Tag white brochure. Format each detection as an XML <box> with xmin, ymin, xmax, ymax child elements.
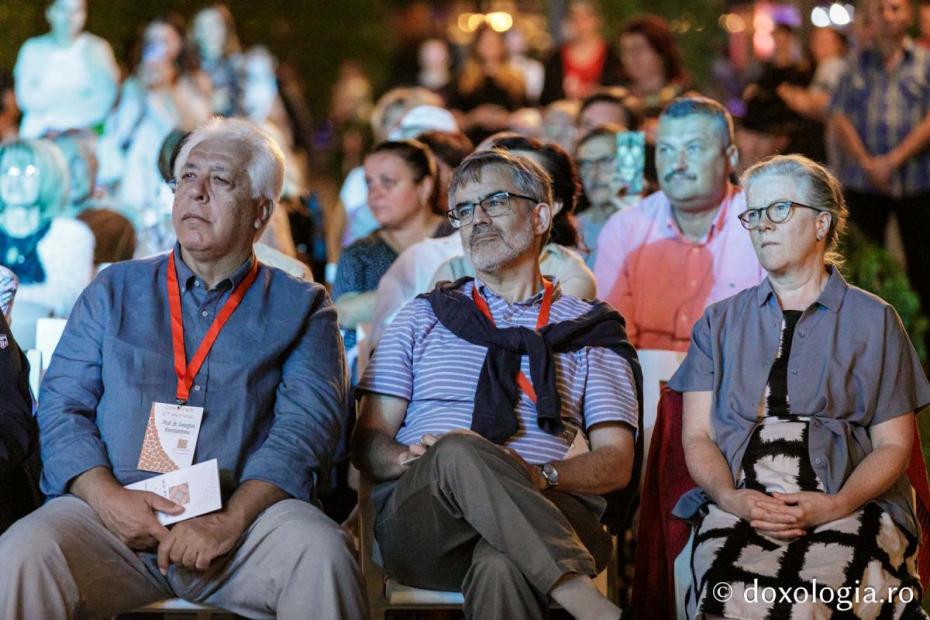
<box><xmin>126</xmin><ymin>459</ymin><xmax>222</xmax><ymax>525</ymax></box>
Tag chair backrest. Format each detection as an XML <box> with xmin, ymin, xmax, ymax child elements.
<box><xmin>25</xmin><ymin>349</ymin><xmax>42</xmax><ymax>401</ymax></box>
<box><xmin>636</xmin><ymin>349</ymin><xmax>686</xmax><ymax>480</ymax></box>
<box><xmin>9</xmin><ymin>301</ymin><xmax>53</xmax><ymax>350</ymax></box>
<box><xmin>35</xmin><ymin>317</ymin><xmax>67</xmax><ymax>372</ymax></box>
<box><xmin>632</xmin><ymin>388</ymin><xmax>695</xmax><ymax>618</ymax></box>
<box><xmin>906</xmin><ymin>416</ymin><xmax>930</xmax><ymax>590</ymax></box>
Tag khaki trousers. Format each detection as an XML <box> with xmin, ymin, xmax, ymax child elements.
<box><xmin>374</xmin><ymin>433</ymin><xmax>612</xmax><ymax>619</ymax></box>
<box><xmin>0</xmin><ymin>496</ymin><xmax>367</xmax><ymax>620</ymax></box>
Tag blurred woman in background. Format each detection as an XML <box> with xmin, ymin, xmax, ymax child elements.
<box><xmin>333</xmin><ymin>140</ymin><xmax>450</xmax><ymax>362</ymax></box>
<box><xmin>451</xmin><ymin>24</ymin><xmax>528</xmax><ymax>143</ymax></box>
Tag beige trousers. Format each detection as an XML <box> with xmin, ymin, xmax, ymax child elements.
<box><xmin>0</xmin><ymin>496</ymin><xmax>367</xmax><ymax>620</ymax></box>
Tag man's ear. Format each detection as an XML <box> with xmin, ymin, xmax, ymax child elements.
<box><xmin>726</xmin><ymin>143</ymin><xmax>739</xmax><ymax>172</ymax></box>
<box><xmin>534</xmin><ymin>202</ymin><xmax>553</xmax><ymax>236</ymax></box>
<box><xmin>254</xmin><ymin>199</ymin><xmax>273</xmax><ymax>230</ymax></box>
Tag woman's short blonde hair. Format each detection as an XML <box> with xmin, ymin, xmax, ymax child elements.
<box><xmin>741</xmin><ymin>154</ymin><xmax>848</xmax><ymax>266</ymax></box>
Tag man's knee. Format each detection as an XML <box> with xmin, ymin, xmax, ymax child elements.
<box><xmin>262</xmin><ymin>501</ymin><xmax>358</xmax><ymax>574</ymax></box>
<box><xmin>0</xmin><ymin>500</ymin><xmax>79</xmax><ymax>576</ymax></box>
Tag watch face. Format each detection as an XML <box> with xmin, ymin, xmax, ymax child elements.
<box><xmin>542</xmin><ymin>463</ymin><xmax>558</xmax><ymax>487</ymax></box>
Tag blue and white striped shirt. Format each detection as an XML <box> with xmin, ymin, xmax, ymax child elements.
<box><xmin>358</xmin><ymin>278</ymin><xmax>639</xmax><ymax>464</ymax></box>
<box><xmin>832</xmin><ymin>39</ymin><xmax>930</xmax><ymax>197</ymax></box>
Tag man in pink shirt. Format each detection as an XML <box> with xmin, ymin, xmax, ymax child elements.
<box><xmin>593</xmin><ymin>96</ymin><xmax>764</xmax><ymax>352</ymax></box>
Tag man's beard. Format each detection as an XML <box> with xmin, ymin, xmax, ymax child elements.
<box><xmin>466</xmin><ymin>221</ymin><xmax>536</xmax><ymax>273</ymax></box>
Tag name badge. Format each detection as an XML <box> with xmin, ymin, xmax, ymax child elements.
<box><xmin>137</xmin><ymin>402</ymin><xmax>204</xmax><ymax>473</ymax></box>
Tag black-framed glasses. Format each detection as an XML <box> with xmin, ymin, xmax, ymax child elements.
<box><xmin>738</xmin><ymin>200</ymin><xmax>822</xmax><ymax>230</ymax></box>
<box><xmin>447</xmin><ymin>191</ymin><xmax>540</xmax><ymax>229</ymax></box>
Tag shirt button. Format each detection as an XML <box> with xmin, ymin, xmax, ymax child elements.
<box><xmin>201</xmin><ymin>310</ymin><xmax>209</xmax><ymax>317</ymax></box>
<box><xmin>193</xmin><ymin>384</ymin><xmax>201</xmax><ymax>391</ymax></box>
<box><xmin>791</xmin><ymin>369</ymin><xmax>798</xmax><ymax>375</ymax></box>
<box><xmin>815</xmin><ymin>457</ymin><xmax>823</xmax><ymax>465</ymax></box>
<box><xmin>194</xmin><ymin>280</ymin><xmax>201</xmax><ymax>287</ymax></box>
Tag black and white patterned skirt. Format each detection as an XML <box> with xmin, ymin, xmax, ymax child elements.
<box><xmin>686</xmin><ymin>416</ymin><xmax>924</xmax><ymax>619</ymax></box>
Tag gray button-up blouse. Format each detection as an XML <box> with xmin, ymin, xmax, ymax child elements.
<box><xmin>668</xmin><ymin>267</ymin><xmax>930</xmax><ymax>538</ymax></box>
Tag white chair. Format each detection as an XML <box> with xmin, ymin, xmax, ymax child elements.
<box><xmin>132</xmin><ymin>598</ymin><xmax>222</xmax><ymax>618</ymax></box>
<box><xmin>27</xmin><ymin>317</ymin><xmax>67</xmax><ymax>402</ymax></box>
<box><xmin>9</xmin><ymin>301</ymin><xmax>53</xmax><ymax>350</ymax></box>
<box><xmin>636</xmin><ymin>349</ymin><xmax>686</xmax><ymax>480</ymax></box>
<box><xmin>25</xmin><ymin>349</ymin><xmax>42</xmax><ymax>400</ymax></box>
<box><xmin>35</xmin><ymin>317</ymin><xmax>67</xmax><ymax>373</ymax></box>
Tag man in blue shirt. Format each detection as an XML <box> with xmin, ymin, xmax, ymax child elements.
<box><xmin>0</xmin><ymin>118</ymin><xmax>366</xmax><ymax>619</ymax></box>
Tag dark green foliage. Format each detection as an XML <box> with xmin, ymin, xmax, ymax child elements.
<box><xmin>838</xmin><ymin>223</ymin><xmax>928</xmax><ymax>364</ymax></box>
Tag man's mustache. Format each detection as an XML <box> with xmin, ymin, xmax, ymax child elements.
<box><xmin>469</xmin><ymin>223</ymin><xmax>502</xmax><ymax>246</ymax></box>
<box><xmin>663</xmin><ymin>170</ymin><xmax>697</xmax><ymax>183</ymax></box>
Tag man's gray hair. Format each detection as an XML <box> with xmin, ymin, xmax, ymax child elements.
<box><xmin>660</xmin><ymin>95</ymin><xmax>735</xmax><ymax>148</ymax></box>
<box><xmin>448</xmin><ymin>149</ymin><xmax>554</xmax><ymax>211</ymax></box>
<box><xmin>173</xmin><ymin>117</ymin><xmax>286</xmax><ymax>206</ymax></box>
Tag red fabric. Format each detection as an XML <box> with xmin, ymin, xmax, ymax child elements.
<box><xmin>632</xmin><ymin>388</ymin><xmax>696</xmax><ymax>619</ymax></box>
<box><xmin>632</xmin><ymin>388</ymin><xmax>930</xmax><ymax>615</ymax></box>
<box><xmin>906</xmin><ymin>417</ymin><xmax>930</xmax><ymax>591</ymax></box>
<box><xmin>561</xmin><ymin>42</ymin><xmax>607</xmax><ymax>98</ymax></box>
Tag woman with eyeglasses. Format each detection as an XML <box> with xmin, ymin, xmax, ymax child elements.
<box><xmin>668</xmin><ymin>154</ymin><xmax>930</xmax><ymax>618</ymax></box>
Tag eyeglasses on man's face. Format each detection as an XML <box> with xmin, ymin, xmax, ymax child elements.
<box><xmin>738</xmin><ymin>200</ymin><xmax>822</xmax><ymax>230</ymax></box>
<box><xmin>447</xmin><ymin>190</ymin><xmax>540</xmax><ymax>229</ymax></box>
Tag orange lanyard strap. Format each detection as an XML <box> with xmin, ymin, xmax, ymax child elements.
<box><xmin>471</xmin><ymin>278</ymin><xmax>554</xmax><ymax>404</ymax></box>
<box><xmin>167</xmin><ymin>251</ymin><xmax>259</xmax><ymax>404</ymax></box>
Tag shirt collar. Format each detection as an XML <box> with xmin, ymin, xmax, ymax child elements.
<box><xmin>755</xmin><ymin>265</ymin><xmax>848</xmax><ymax>313</ymax></box>
<box><xmin>474</xmin><ymin>275</ymin><xmax>561</xmax><ymax>307</ymax></box>
<box><xmin>172</xmin><ymin>242</ymin><xmax>257</xmax><ymax>292</ymax></box>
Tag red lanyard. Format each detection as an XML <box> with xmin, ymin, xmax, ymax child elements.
<box><xmin>471</xmin><ymin>278</ymin><xmax>554</xmax><ymax>404</ymax></box>
<box><xmin>166</xmin><ymin>251</ymin><xmax>259</xmax><ymax>404</ymax></box>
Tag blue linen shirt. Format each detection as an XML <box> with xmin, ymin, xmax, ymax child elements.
<box><xmin>37</xmin><ymin>246</ymin><xmax>348</xmax><ymax>502</ymax></box>
<box><xmin>832</xmin><ymin>38</ymin><xmax>930</xmax><ymax>197</ymax></box>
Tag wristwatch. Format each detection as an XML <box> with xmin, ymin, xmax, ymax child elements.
<box><xmin>539</xmin><ymin>463</ymin><xmax>559</xmax><ymax>489</ymax></box>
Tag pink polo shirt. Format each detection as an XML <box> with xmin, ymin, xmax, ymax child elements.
<box><xmin>593</xmin><ymin>185</ymin><xmax>764</xmax><ymax>352</ymax></box>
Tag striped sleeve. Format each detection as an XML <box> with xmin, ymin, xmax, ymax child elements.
<box><xmin>582</xmin><ymin>346</ymin><xmax>639</xmax><ymax>432</ymax></box>
<box><xmin>356</xmin><ymin>298</ymin><xmax>423</xmax><ymax>401</ymax></box>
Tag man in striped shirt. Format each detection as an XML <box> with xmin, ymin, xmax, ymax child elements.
<box><xmin>353</xmin><ymin>149</ymin><xmax>638</xmax><ymax>620</ymax></box>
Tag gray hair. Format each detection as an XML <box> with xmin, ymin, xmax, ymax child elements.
<box><xmin>741</xmin><ymin>154</ymin><xmax>848</xmax><ymax>266</ymax></box>
<box><xmin>660</xmin><ymin>95</ymin><xmax>735</xmax><ymax>148</ymax></box>
<box><xmin>173</xmin><ymin>117</ymin><xmax>286</xmax><ymax>207</ymax></box>
<box><xmin>448</xmin><ymin>149</ymin><xmax>554</xmax><ymax>212</ymax></box>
